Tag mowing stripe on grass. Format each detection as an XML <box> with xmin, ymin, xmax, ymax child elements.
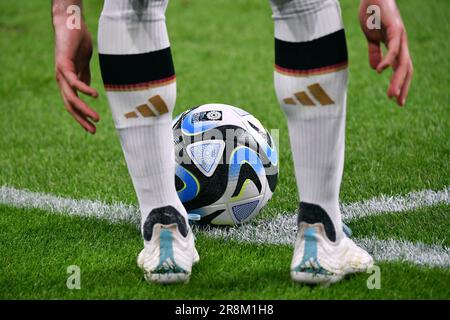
<box><xmin>1</xmin><ymin>185</ymin><xmax>449</xmax><ymax>267</ymax></box>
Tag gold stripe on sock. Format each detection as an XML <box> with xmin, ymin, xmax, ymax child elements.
<box><xmin>124</xmin><ymin>111</ymin><xmax>138</xmax><ymax>118</ymax></box>
<box><xmin>308</xmin><ymin>83</ymin><xmax>335</xmax><ymax>105</ymax></box>
<box><xmin>149</xmin><ymin>95</ymin><xmax>169</xmax><ymax>115</ymax></box>
<box><xmin>294</xmin><ymin>91</ymin><xmax>316</xmax><ymax>106</ymax></box>
<box><xmin>137</xmin><ymin>104</ymin><xmax>156</xmax><ymax>117</ymax></box>
<box><xmin>283</xmin><ymin>97</ymin><xmax>296</xmax><ymax>105</ymax></box>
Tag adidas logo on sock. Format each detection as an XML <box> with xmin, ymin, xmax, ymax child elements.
<box><xmin>124</xmin><ymin>95</ymin><xmax>169</xmax><ymax>118</ymax></box>
<box><xmin>283</xmin><ymin>83</ymin><xmax>335</xmax><ymax>106</ymax></box>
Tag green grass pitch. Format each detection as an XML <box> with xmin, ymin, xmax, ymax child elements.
<box><xmin>0</xmin><ymin>0</ymin><xmax>449</xmax><ymax>299</ymax></box>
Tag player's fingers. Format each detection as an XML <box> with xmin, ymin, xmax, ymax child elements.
<box><xmin>398</xmin><ymin>35</ymin><xmax>413</xmax><ymax>106</ymax></box>
<box><xmin>368</xmin><ymin>41</ymin><xmax>382</xmax><ymax>70</ymax></box>
<box><xmin>398</xmin><ymin>64</ymin><xmax>413</xmax><ymax>106</ymax></box>
<box><xmin>377</xmin><ymin>28</ymin><xmax>402</xmax><ymax>73</ymax></box>
<box><xmin>62</xmin><ymin>69</ymin><xmax>98</xmax><ymax>98</ymax></box>
<box><xmin>61</xmin><ymin>96</ymin><xmax>96</xmax><ymax>134</ymax></box>
<box><xmin>59</xmin><ymin>76</ymin><xmax>100</xmax><ymax>122</ymax></box>
<box><xmin>387</xmin><ymin>58</ymin><xmax>407</xmax><ymax>103</ymax></box>
<box><xmin>71</xmin><ymin>109</ymin><xmax>97</xmax><ymax>134</ymax></box>
<box><xmin>388</xmin><ymin>34</ymin><xmax>412</xmax><ymax>105</ymax></box>
<box><xmin>80</xmin><ymin>67</ymin><xmax>91</xmax><ymax>86</ymax></box>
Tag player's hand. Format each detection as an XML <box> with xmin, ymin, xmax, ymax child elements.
<box><xmin>53</xmin><ymin>14</ymin><xmax>99</xmax><ymax>134</ymax></box>
<box><xmin>359</xmin><ymin>0</ymin><xmax>413</xmax><ymax>106</ymax></box>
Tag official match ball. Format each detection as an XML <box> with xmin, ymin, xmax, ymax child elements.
<box><xmin>172</xmin><ymin>104</ymin><xmax>278</xmax><ymax>225</ymax></box>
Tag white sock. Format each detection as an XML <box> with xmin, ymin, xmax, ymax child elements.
<box><xmin>270</xmin><ymin>0</ymin><xmax>347</xmax><ymax>241</ymax></box>
<box><xmin>98</xmin><ymin>0</ymin><xmax>187</xmax><ymax>232</ymax></box>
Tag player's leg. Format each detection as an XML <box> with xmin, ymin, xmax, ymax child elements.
<box><xmin>98</xmin><ymin>0</ymin><xmax>198</xmax><ymax>283</ymax></box>
<box><xmin>269</xmin><ymin>0</ymin><xmax>373</xmax><ymax>284</ymax></box>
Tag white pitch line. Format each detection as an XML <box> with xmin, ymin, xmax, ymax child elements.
<box><xmin>200</xmin><ymin>226</ymin><xmax>450</xmax><ymax>268</ymax></box>
<box><xmin>356</xmin><ymin>237</ymin><xmax>450</xmax><ymax>268</ymax></box>
<box><xmin>1</xmin><ymin>185</ymin><xmax>449</xmax><ymax>268</ymax></box>
<box><xmin>0</xmin><ymin>185</ymin><xmax>140</xmax><ymax>226</ymax></box>
<box><xmin>201</xmin><ymin>186</ymin><xmax>450</xmax><ymax>246</ymax></box>
<box><xmin>341</xmin><ymin>186</ymin><xmax>450</xmax><ymax>221</ymax></box>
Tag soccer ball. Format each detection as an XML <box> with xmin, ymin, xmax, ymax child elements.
<box><xmin>172</xmin><ymin>104</ymin><xmax>278</xmax><ymax>225</ymax></box>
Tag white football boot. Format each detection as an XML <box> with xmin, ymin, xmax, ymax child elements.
<box><xmin>137</xmin><ymin>206</ymin><xmax>199</xmax><ymax>284</ymax></box>
<box><xmin>291</xmin><ymin>203</ymin><xmax>373</xmax><ymax>284</ymax></box>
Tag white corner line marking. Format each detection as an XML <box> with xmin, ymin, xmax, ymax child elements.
<box><xmin>341</xmin><ymin>186</ymin><xmax>450</xmax><ymax>221</ymax></box>
<box><xmin>0</xmin><ymin>185</ymin><xmax>140</xmax><ymax>225</ymax></box>
<box><xmin>0</xmin><ymin>185</ymin><xmax>449</xmax><ymax>268</ymax></box>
